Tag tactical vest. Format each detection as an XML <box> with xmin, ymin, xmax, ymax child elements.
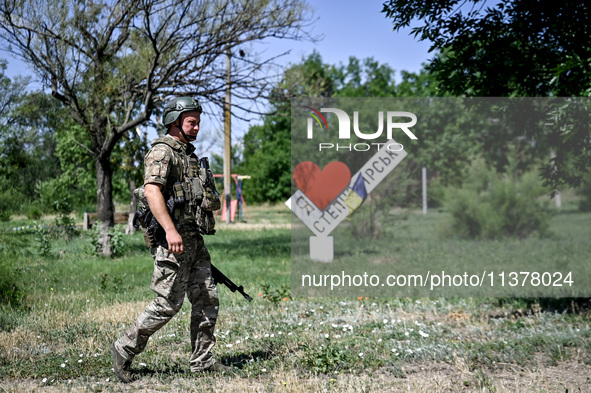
<box><xmin>133</xmin><ymin>137</ymin><xmax>220</xmax><ymax>245</ymax></box>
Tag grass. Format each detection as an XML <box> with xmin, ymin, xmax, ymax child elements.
<box><xmin>0</xmin><ymin>204</ymin><xmax>590</xmax><ymax>392</ymax></box>
<box><xmin>292</xmin><ymin>206</ymin><xmax>591</xmax><ymax>298</ymax></box>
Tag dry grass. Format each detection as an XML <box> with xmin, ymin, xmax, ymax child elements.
<box><xmin>1</xmin><ymin>361</ymin><xmax>590</xmax><ymax>392</ymax></box>
<box><xmin>4</xmin><ymin>298</ymin><xmax>590</xmax><ymax>392</ymax></box>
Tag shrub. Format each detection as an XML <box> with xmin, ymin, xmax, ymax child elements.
<box><xmin>259</xmin><ymin>282</ymin><xmax>291</xmax><ymax>305</ymax></box>
<box><xmin>24</xmin><ymin>201</ymin><xmax>44</xmax><ymax>220</ymax></box>
<box><xmin>0</xmin><ymin>233</ymin><xmax>28</xmax><ymax>306</ymax></box>
<box><xmin>87</xmin><ymin>223</ymin><xmax>128</xmax><ymax>257</ymax></box>
<box><xmin>0</xmin><ymin>184</ymin><xmax>23</xmax><ymax>221</ymax></box>
<box><xmin>110</xmin><ymin>225</ymin><xmax>128</xmax><ymax>257</ymax></box>
<box><xmin>443</xmin><ymin>159</ymin><xmax>550</xmax><ymax>239</ymax></box>
<box><xmin>302</xmin><ymin>340</ymin><xmax>355</xmax><ymax>373</ymax></box>
<box><xmin>0</xmin><ymin>260</ymin><xmax>22</xmax><ymax>306</ymax></box>
<box><xmin>34</xmin><ymin>223</ymin><xmax>52</xmax><ymax>257</ymax></box>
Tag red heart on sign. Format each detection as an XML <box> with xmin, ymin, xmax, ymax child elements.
<box><xmin>293</xmin><ymin>161</ymin><xmax>351</xmax><ymax>210</ymax></box>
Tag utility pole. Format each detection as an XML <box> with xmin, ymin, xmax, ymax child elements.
<box><xmin>224</xmin><ymin>47</ymin><xmax>232</xmax><ymax>223</ymax></box>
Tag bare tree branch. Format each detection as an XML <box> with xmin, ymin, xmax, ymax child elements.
<box><xmin>0</xmin><ymin>0</ymin><xmax>315</xmax><ymax>253</ymax></box>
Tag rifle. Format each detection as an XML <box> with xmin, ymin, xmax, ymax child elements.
<box><xmin>211</xmin><ymin>264</ymin><xmax>253</xmax><ymax>302</ymax></box>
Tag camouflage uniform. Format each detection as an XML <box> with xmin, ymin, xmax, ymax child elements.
<box><xmin>114</xmin><ymin>135</ymin><xmax>219</xmax><ymax>371</ymax></box>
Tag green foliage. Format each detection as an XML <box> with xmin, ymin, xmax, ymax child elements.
<box><xmin>87</xmin><ymin>222</ymin><xmax>104</xmax><ymax>256</ymax></box>
<box><xmin>109</xmin><ymin>225</ymin><xmax>128</xmax><ymax>257</ymax></box>
<box><xmin>332</xmin><ymin>57</ymin><xmax>397</xmax><ymax>97</ymax></box>
<box><xmin>238</xmin><ymin>121</ymin><xmax>292</xmax><ymax>203</ymax></box>
<box><xmin>34</xmin><ymin>224</ymin><xmax>52</xmax><ymax>257</ymax></box>
<box><xmin>0</xmin><ymin>233</ymin><xmax>28</xmax><ymax>306</ymax></box>
<box><xmin>0</xmin><ymin>181</ymin><xmax>22</xmax><ymax>221</ymax></box>
<box><xmin>259</xmin><ymin>282</ymin><xmax>291</xmax><ymax>305</ymax></box>
<box><xmin>0</xmin><ymin>259</ymin><xmax>22</xmax><ymax>306</ymax></box>
<box><xmin>382</xmin><ymin>1</ymin><xmax>591</xmax><ymax>190</ymax></box>
<box><xmin>442</xmin><ymin>158</ymin><xmax>551</xmax><ymax>239</ymax></box>
<box><xmin>0</xmin><ymin>78</ymin><xmax>64</xmax><ymax>215</ymax></box>
<box><xmin>382</xmin><ymin>0</ymin><xmax>591</xmax><ymax>97</ymax></box>
<box><xmin>51</xmin><ymin>200</ymin><xmax>79</xmax><ymax>244</ymax></box>
<box><xmin>23</xmin><ymin>201</ymin><xmax>43</xmax><ymax>220</ymax></box>
<box><xmin>87</xmin><ymin>223</ymin><xmax>128</xmax><ymax>257</ymax></box>
<box><xmin>98</xmin><ymin>273</ymin><xmax>125</xmax><ymax>293</ymax></box>
<box><xmin>302</xmin><ymin>340</ymin><xmax>354</xmax><ymax>374</ymax></box>
<box><xmin>45</xmin><ymin>123</ymin><xmax>96</xmax><ymax>210</ymax></box>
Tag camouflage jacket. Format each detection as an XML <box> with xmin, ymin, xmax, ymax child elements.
<box><xmin>144</xmin><ymin>135</ymin><xmax>219</xmax><ymax>234</ymax></box>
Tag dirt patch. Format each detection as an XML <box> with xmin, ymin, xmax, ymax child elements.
<box><xmin>401</xmin><ymin>357</ymin><xmax>591</xmax><ymax>392</ymax></box>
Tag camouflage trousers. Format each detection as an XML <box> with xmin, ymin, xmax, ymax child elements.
<box><xmin>114</xmin><ymin>231</ymin><xmax>219</xmax><ymax>371</ymax></box>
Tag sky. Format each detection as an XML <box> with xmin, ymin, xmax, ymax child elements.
<box><xmin>268</xmin><ymin>0</ymin><xmax>432</xmax><ymax>77</ymax></box>
<box><xmin>1</xmin><ymin>0</ymin><xmax>433</xmax><ymax>149</ymax></box>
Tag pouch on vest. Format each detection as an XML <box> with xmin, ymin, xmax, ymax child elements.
<box><xmin>195</xmin><ymin>206</ymin><xmax>216</xmax><ymax>235</ymax></box>
<box><xmin>191</xmin><ymin>177</ymin><xmax>203</xmax><ymax>206</ymax></box>
<box><xmin>198</xmin><ymin>164</ymin><xmax>221</xmax><ymax>212</ymax></box>
<box><xmin>172</xmin><ymin>182</ymin><xmax>185</xmax><ymax>205</ymax></box>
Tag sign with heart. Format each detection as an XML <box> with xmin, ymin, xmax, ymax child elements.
<box><xmin>287</xmin><ymin>138</ymin><xmax>407</xmax><ymax>262</ymax></box>
<box><xmin>292</xmin><ymin>161</ymin><xmax>351</xmax><ymax>211</ymax></box>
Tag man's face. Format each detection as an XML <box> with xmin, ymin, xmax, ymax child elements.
<box><xmin>178</xmin><ymin>111</ymin><xmax>201</xmax><ymax>142</ymax></box>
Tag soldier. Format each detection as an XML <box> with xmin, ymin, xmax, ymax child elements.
<box><xmin>111</xmin><ymin>97</ymin><xmax>230</xmax><ymax>383</ymax></box>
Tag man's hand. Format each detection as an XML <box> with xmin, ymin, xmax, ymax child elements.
<box><xmin>145</xmin><ymin>183</ymin><xmax>184</xmax><ymax>254</ymax></box>
<box><xmin>166</xmin><ymin>230</ymin><xmax>184</xmax><ymax>254</ymax></box>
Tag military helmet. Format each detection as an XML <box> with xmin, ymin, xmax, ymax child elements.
<box><xmin>162</xmin><ymin>97</ymin><xmax>202</xmax><ymax>127</ymax></box>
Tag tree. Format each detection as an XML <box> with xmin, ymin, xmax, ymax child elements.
<box><xmin>239</xmin><ymin>52</ymin><xmax>413</xmax><ymax>203</ymax></box>
<box><xmin>382</xmin><ymin>0</ymin><xmax>591</xmax><ymax>189</ymax></box>
<box><xmin>0</xmin><ymin>65</ymin><xmax>69</xmax><ymax>219</ymax></box>
<box><xmin>0</xmin><ymin>0</ymin><xmax>313</xmax><ymax>254</ymax></box>
<box><xmin>237</xmin><ymin>52</ymin><xmax>334</xmax><ymax>203</ymax></box>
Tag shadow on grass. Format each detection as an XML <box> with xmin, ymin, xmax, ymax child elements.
<box><xmin>132</xmin><ymin>347</ymin><xmax>276</xmax><ymax>378</ymax></box>
<box><xmin>496</xmin><ymin>297</ymin><xmax>591</xmax><ymax>314</ymax></box>
<box><xmin>220</xmin><ymin>348</ymin><xmax>276</xmax><ymax>369</ymax></box>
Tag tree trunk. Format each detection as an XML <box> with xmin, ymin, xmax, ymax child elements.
<box><xmin>96</xmin><ymin>155</ymin><xmax>115</xmax><ymax>256</ymax></box>
<box><xmin>126</xmin><ymin>178</ymin><xmax>137</xmax><ymax>235</ymax></box>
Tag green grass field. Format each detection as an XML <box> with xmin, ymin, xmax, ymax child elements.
<box><xmin>0</xmin><ymin>204</ymin><xmax>590</xmax><ymax>392</ymax></box>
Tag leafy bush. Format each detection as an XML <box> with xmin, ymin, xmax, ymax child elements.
<box><xmin>87</xmin><ymin>223</ymin><xmax>128</xmax><ymax>257</ymax></box>
<box><xmin>0</xmin><ymin>233</ymin><xmax>28</xmax><ymax>306</ymax></box>
<box><xmin>49</xmin><ymin>199</ymin><xmax>80</xmax><ymax>245</ymax></box>
<box><xmin>259</xmin><ymin>282</ymin><xmax>291</xmax><ymax>305</ymax></box>
<box><xmin>35</xmin><ymin>178</ymin><xmax>69</xmax><ymax>213</ymax></box>
<box><xmin>110</xmin><ymin>225</ymin><xmax>128</xmax><ymax>257</ymax></box>
<box><xmin>0</xmin><ymin>260</ymin><xmax>22</xmax><ymax>306</ymax></box>
<box><xmin>302</xmin><ymin>340</ymin><xmax>355</xmax><ymax>373</ymax></box>
<box><xmin>24</xmin><ymin>201</ymin><xmax>44</xmax><ymax>220</ymax></box>
<box><xmin>34</xmin><ymin>223</ymin><xmax>52</xmax><ymax>257</ymax></box>
<box><xmin>443</xmin><ymin>159</ymin><xmax>551</xmax><ymax>239</ymax></box>
<box><xmin>0</xmin><ymin>183</ymin><xmax>24</xmax><ymax>221</ymax></box>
